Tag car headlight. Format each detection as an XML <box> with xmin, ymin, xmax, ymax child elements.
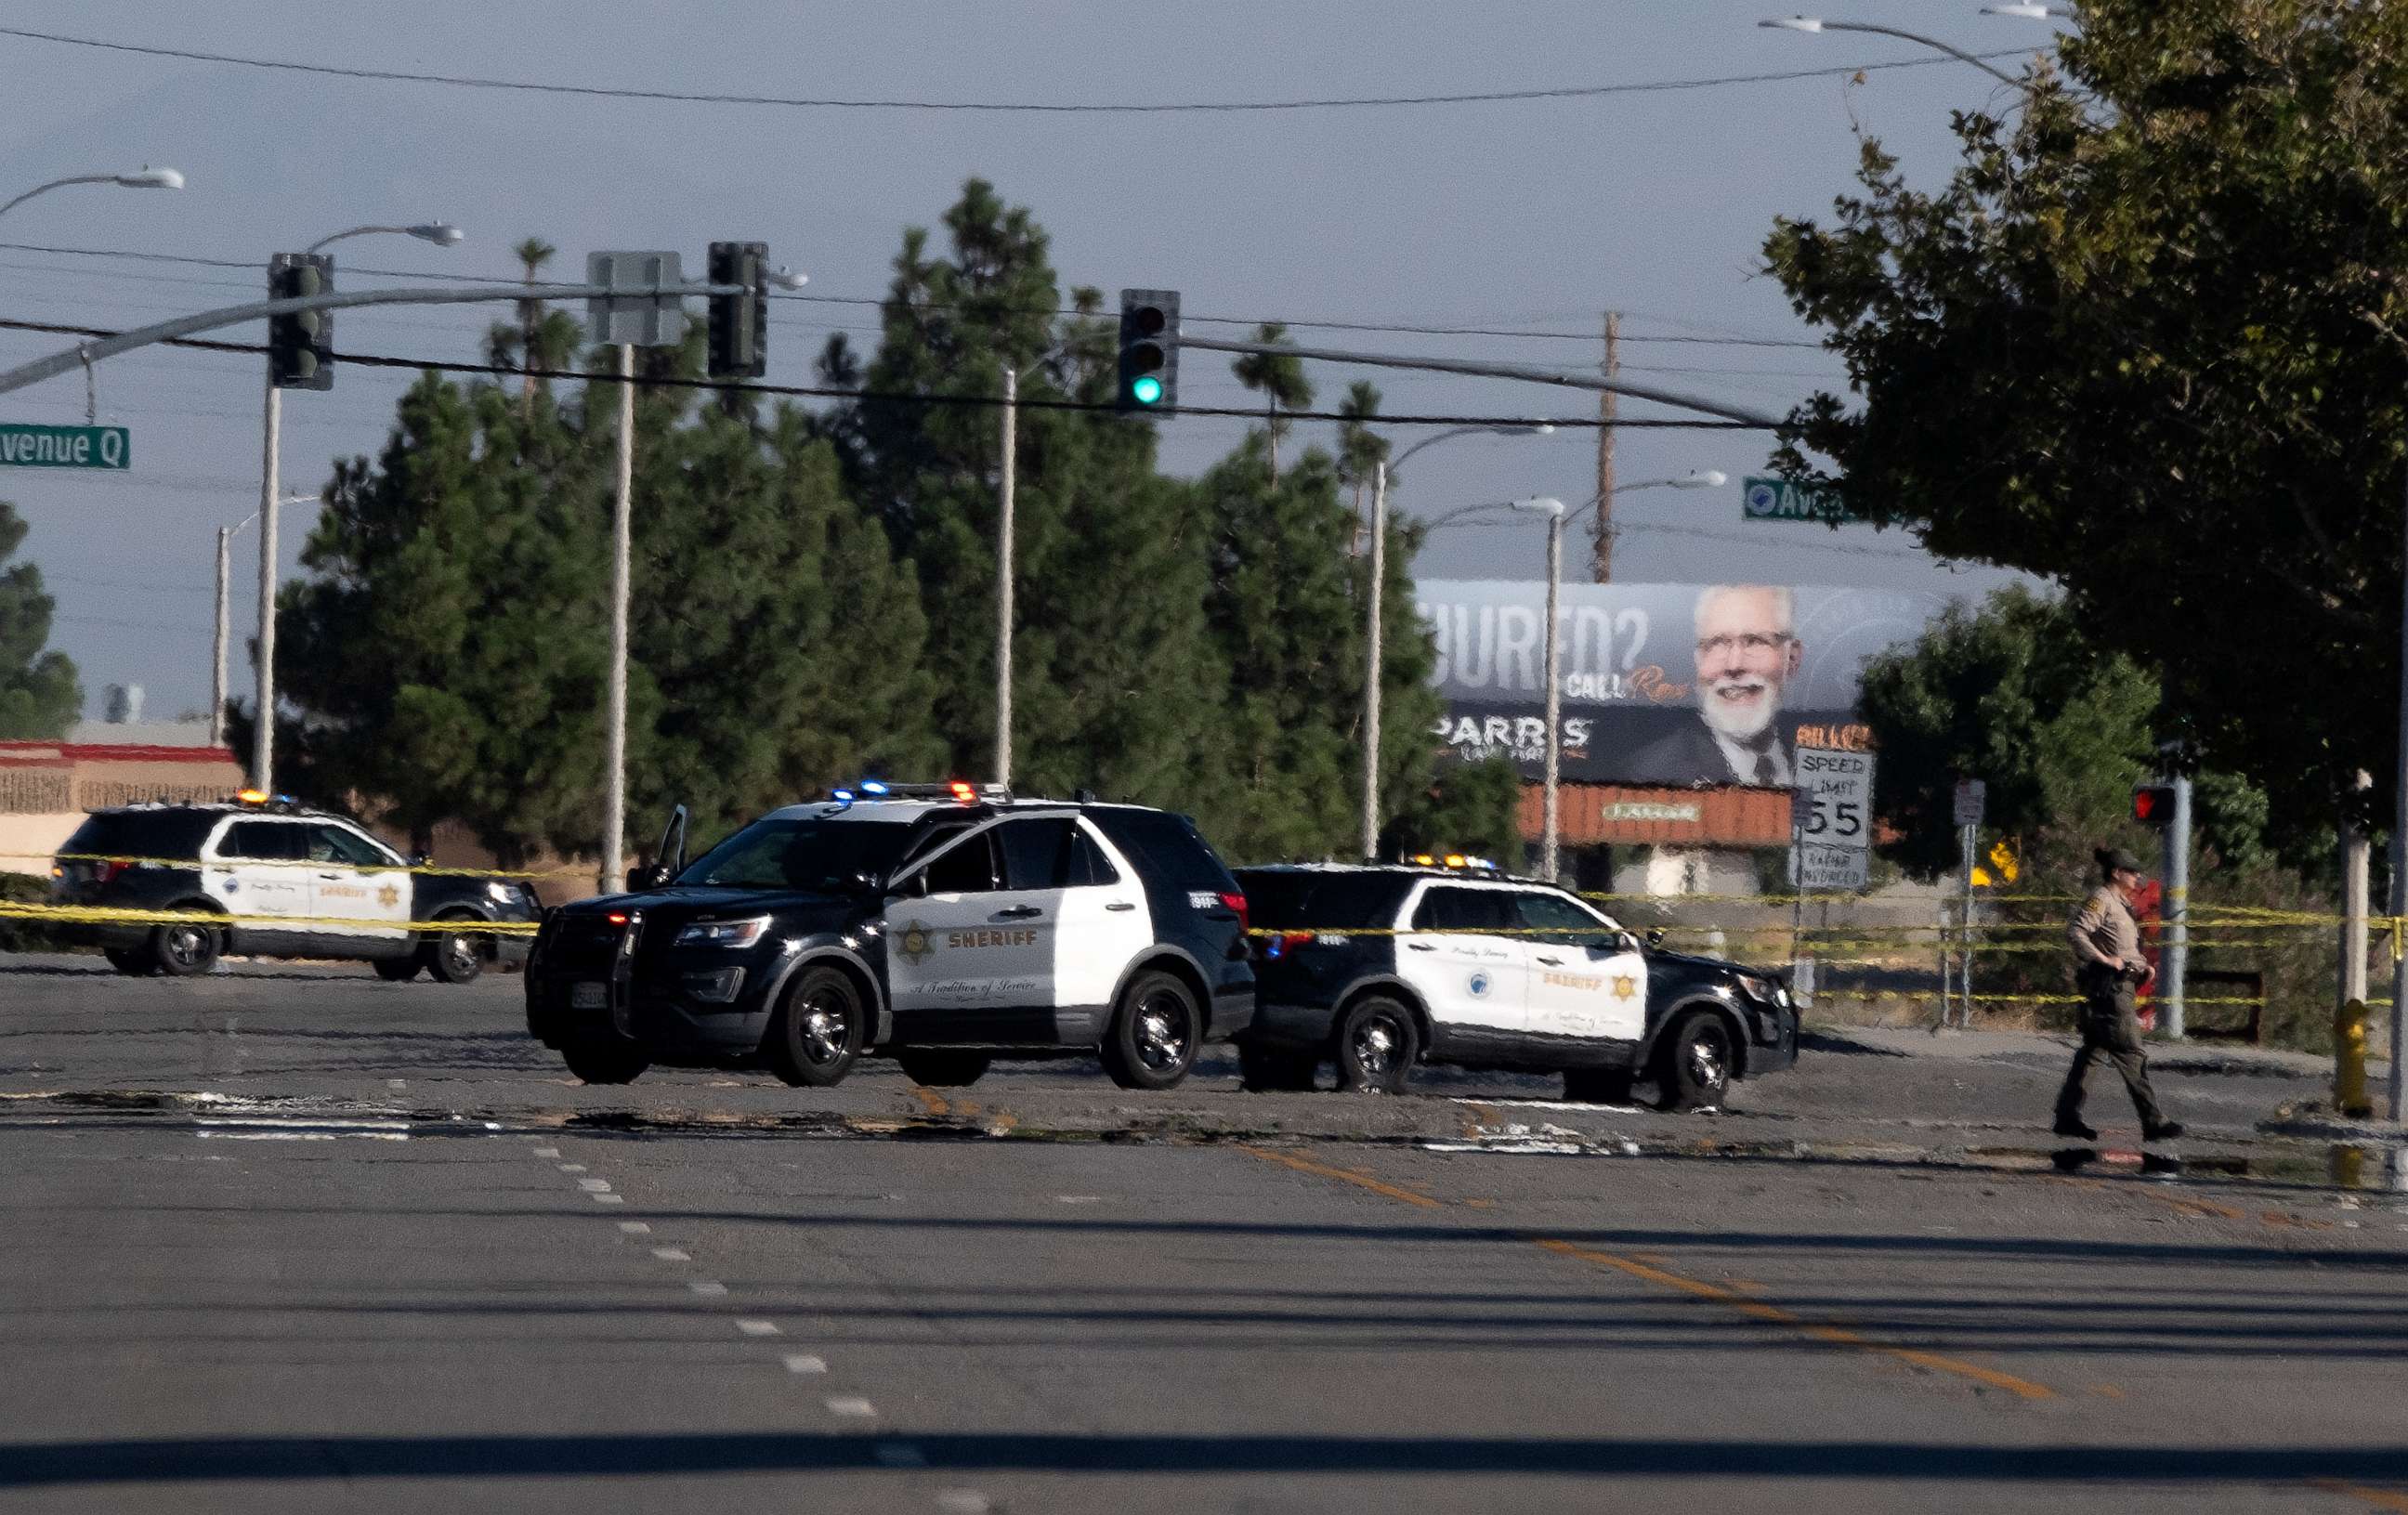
<box><xmin>1737</xmin><ymin>973</ymin><xmax>1788</xmax><ymax>1009</ymax></box>
<box><xmin>674</xmin><ymin>916</ymin><xmax>771</xmax><ymax>949</ymax></box>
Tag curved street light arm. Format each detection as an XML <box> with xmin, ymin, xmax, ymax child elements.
<box><xmin>1772</xmin><ymin>19</ymin><xmax>2022</xmax><ymax>85</ymax></box>
<box><xmin>0</xmin><ymin>175</ymin><xmax>114</xmax><ymax>219</ymax></box>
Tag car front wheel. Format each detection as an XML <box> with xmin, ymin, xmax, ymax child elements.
<box><xmin>149</xmin><ymin>918</ymin><xmax>220</xmax><ymax>976</ymax></box>
<box><xmin>1654</xmin><ymin>1011</ymin><xmax>1735</xmax><ymax>1111</ymax></box>
<box><xmin>422</xmin><ymin>915</ymin><xmax>488</xmax><ymax>985</ymax></box>
<box><xmin>766</xmin><ymin>967</ymin><xmax>866</xmax><ymax>1088</ymax></box>
<box><xmin>1101</xmin><ymin>971</ymin><xmax>1201</xmax><ymax>1091</ymax></box>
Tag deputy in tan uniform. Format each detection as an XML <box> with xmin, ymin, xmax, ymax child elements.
<box><xmin>2054</xmin><ymin>846</ymin><xmax>2183</xmax><ymax>1142</ymax></box>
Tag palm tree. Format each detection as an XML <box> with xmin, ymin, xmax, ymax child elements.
<box><xmin>1230</xmin><ymin>321</ymin><xmax>1315</xmax><ymax>486</ymax></box>
<box><xmin>512</xmin><ymin>237</ymin><xmax>556</xmax><ymax>413</ymax></box>
<box><xmin>1335</xmin><ymin>380</ymin><xmax>1389</xmax><ymax>552</ymax></box>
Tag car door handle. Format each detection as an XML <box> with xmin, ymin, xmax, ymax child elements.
<box><xmin>1406</xmin><ymin>941</ymin><xmax>1436</xmax><ymax>952</ymax></box>
<box><xmin>993</xmin><ymin>905</ymin><xmax>1042</xmax><ymax>921</ymax></box>
<box><xmin>317</xmin><ymin>871</ymin><xmax>345</xmax><ymax>881</ymax></box>
<box><xmin>1105</xmin><ymin>901</ymin><xmax>1137</xmax><ymax>912</ymax></box>
<box><xmin>1536</xmin><ymin>954</ymin><xmax>1564</xmax><ymax>966</ymax></box>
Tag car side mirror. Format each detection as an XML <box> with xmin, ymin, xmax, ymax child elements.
<box><xmin>1644</xmin><ymin>927</ymin><xmax>1666</xmax><ymax>948</ymax></box>
<box><xmin>626</xmin><ymin>863</ymin><xmax>674</xmax><ymax>893</ymax></box>
<box><xmin>408</xmin><ymin>851</ymin><xmax>432</xmax><ymax>868</ymax></box>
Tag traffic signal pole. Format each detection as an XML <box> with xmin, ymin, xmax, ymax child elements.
<box><xmin>599</xmin><ymin>343</ymin><xmax>635</xmax><ymax>896</ymax></box>
<box><xmin>253</xmin><ymin>375</ymin><xmax>280</xmax><ymax>791</ymax></box>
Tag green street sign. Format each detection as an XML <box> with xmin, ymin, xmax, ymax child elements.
<box><xmin>0</xmin><ymin>424</ymin><xmax>129</xmax><ymax>471</ymax></box>
<box><xmin>1742</xmin><ymin>475</ymin><xmax>1857</xmax><ymax>523</ymax></box>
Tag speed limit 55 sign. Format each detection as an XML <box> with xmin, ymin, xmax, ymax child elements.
<box><xmin>1790</xmin><ymin>744</ymin><xmax>1876</xmax><ymax>891</ymax></box>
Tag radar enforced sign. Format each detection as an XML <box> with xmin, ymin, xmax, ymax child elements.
<box><xmin>1788</xmin><ymin>742</ymin><xmax>1875</xmax><ymax>892</ymax></box>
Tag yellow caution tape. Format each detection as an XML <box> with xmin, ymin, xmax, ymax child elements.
<box><xmin>12</xmin><ymin>850</ymin><xmax>586</xmax><ymax>882</ymax></box>
<box><xmin>0</xmin><ymin>900</ymin><xmax>537</xmax><ymax>935</ymax></box>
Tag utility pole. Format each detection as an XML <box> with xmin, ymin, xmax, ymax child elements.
<box><xmin>2392</xmin><ymin>446</ymin><xmax>2408</xmax><ymax>1121</ymax></box>
<box><xmin>2343</xmin><ymin>770</ymin><xmax>2371</xmax><ymax>1012</ymax></box>
<box><xmin>251</xmin><ymin>374</ymin><xmax>279</xmax><ymax>791</ymax></box>
<box><xmin>2165</xmin><ymin>772</ymin><xmax>2192</xmax><ymax>1039</ymax></box>
<box><xmin>1362</xmin><ymin>458</ymin><xmax>1388</xmax><ymax>858</ymax></box>
<box><xmin>1591</xmin><ymin>311</ymin><xmax>1618</xmax><ymax>582</ymax></box>
<box><xmin>996</xmin><ymin>362</ymin><xmax>1016</xmax><ymax>790</ymax></box>
<box><xmin>210</xmin><ymin>524</ymin><xmax>230</xmax><ymax>749</ymax></box>
<box><xmin>598</xmin><ymin>343</ymin><xmax>635</xmax><ymax>895</ymax></box>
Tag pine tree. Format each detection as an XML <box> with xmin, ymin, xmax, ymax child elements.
<box><xmin>0</xmin><ymin>502</ymin><xmax>79</xmax><ymax>738</ymax></box>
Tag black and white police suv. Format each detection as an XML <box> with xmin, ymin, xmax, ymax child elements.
<box><xmin>48</xmin><ymin>796</ymin><xmax>540</xmax><ymax>981</ymax></box>
<box><xmin>1232</xmin><ymin>859</ymin><xmax>1799</xmax><ymax>1107</ymax></box>
<box><xmin>523</xmin><ymin>783</ymin><xmax>1255</xmax><ymax>1091</ymax></box>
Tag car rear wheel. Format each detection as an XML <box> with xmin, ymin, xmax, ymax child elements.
<box><xmin>766</xmin><ymin>967</ymin><xmax>866</xmax><ymax>1089</ymax></box>
<box><xmin>421</xmin><ymin>915</ymin><xmax>487</xmax><ymax>985</ymax></box>
<box><xmin>896</xmin><ymin>1050</ymin><xmax>991</xmax><ymax>1088</ymax></box>
<box><xmin>560</xmin><ymin>1038</ymin><xmax>648</xmax><ymax>1085</ymax></box>
<box><xmin>1101</xmin><ymin>971</ymin><xmax>1201</xmax><ymax>1091</ymax></box>
<box><xmin>1654</xmin><ymin>1011</ymin><xmax>1735</xmax><ymax>1111</ymax></box>
<box><xmin>149</xmin><ymin>918</ymin><xmax>220</xmax><ymax>977</ymax></box>
<box><xmin>1331</xmin><ymin>996</ymin><xmax>1418</xmax><ymax>1095</ymax></box>
<box><xmin>1563</xmin><ymin>1066</ymin><xmax>1636</xmax><ymax>1105</ymax></box>
<box><xmin>1237</xmin><ymin>1038</ymin><xmax>1319</xmax><ymax>1092</ymax></box>
<box><xmin>373</xmin><ymin>957</ymin><xmax>421</xmax><ymax>983</ymax></box>
<box><xmin>103</xmin><ymin>947</ymin><xmax>152</xmax><ymax>976</ymax></box>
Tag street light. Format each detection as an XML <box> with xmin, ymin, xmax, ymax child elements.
<box><xmin>1360</xmin><ymin>423</ymin><xmax>1555</xmax><ymax>857</ymax></box>
<box><xmin>1979</xmin><ymin>4</ymin><xmax>2071</xmax><ymax>16</ymax></box>
<box><xmin>1511</xmin><ymin>497</ymin><xmax>1569</xmax><ymax>882</ymax></box>
<box><xmin>0</xmin><ymin>165</ymin><xmax>184</xmax><ymax>220</ymax></box>
<box><xmin>211</xmin><ymin>492</ymin><xmax>314</xmax><ymax>749</ymax></box>
<box><xmin>1758</xmin><ymin>15</ymin><xmax>2022</xmax><ymax>84</ymax></box>
<box><xmin>251</xmin><ymin>221</ymin><xmax>465</xmax><ymax>792</ymax></box>
<box><xmin>1563</xmin><ymin>468</ymin><xmax>1728</xmax><ymax>530</ymax></box>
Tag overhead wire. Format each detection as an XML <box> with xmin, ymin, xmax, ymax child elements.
<box><xmin>0</xmin><ymin>24</ymin><xmax>2037</xmax><ymax>115</ymax></box>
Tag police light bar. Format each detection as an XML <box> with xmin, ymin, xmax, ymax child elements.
<box><xmin>1403</xmin><ymin>852</ymin><xmax>1498</xmax><ymax>871</ymax></box>
<box><xmin>236</xmin><ymin>790</ymin><xmax>268</xmax><ymax>804</ymax></box>
<box><xmin>859</xmin><ymin>780</ymin><xmax>889</xmax><ymax>796</ymax></box>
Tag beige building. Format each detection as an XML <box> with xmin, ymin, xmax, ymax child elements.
<box><xmin>0</xmin><ymin>732</ymin><xmax>245</xmax><ymax>876</ymax></box>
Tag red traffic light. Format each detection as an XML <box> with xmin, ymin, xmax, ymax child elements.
<box><xmin>2132</xmin><ymin>784</ymin><xmax>2175</xmax><ymax>825</ymax></box>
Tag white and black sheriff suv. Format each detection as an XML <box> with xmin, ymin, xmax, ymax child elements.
<box><xmin>48</xmin><ymin>798</ymin><xmax>540</xmax><ymax>980</ymax></box>
<box><xmin>524</xmin><ymin>786</ymin><xmax>1255</xmax><ymax>1091</ymax></box>
<box><xmin>1233</xmin><ymin>862</ymin><xmax>1799</xmax><ymax>1107</ymax></box>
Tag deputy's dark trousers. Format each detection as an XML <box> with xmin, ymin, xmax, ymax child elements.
<box><xmin>2055</xmin><ymin>976</ymin><xmax>2166</xmax><ymax>1130</ymax></box>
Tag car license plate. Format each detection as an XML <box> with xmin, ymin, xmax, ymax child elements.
<box><xmin>569</xmin><ymin>983</ymin><xmax>608</xmax><ymax>1010</ymax></box>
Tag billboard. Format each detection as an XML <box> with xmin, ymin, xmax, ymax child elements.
<box><xmin>1418</xmin><ymin>581</ymin><xmax>1942</xmax><ymax>788</ymax></box>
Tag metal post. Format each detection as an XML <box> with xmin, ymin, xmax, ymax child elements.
<box><xmin>1937</xmin><ymin>895</ymin><xmax>1954</xmax><ymax>1028</ymax></box>
<box><xmin>252</xmin><ymin>377</ymin><xmax>280</xmax><ymax>791</ymax></box>
<box><xmin>996</xmin><ymin>363</ymin><xmax>1016</xmax><ymax>790</ymax></box>
<box><xmin>2344</xmin><ymin>771</ymin><xmax>2372</xmax><ymax>1012</ymax></box>
<box><xmin>209</xmin><ymin>524</ymin><xmax>230</xmax><ymax>749</ymax></box>
<box><xmin>598</xmin><ymin>343</ymin><xmax>634</xmax><ymax>896</ymax></box>
<box><xmin>1362</xmin><ymin>457</ymin><xmax>1387</xmax><ymax>859</ymax></box>
<box><xmin>2392</xmin><ymin>448</ymin><xmax>2408</xmax><ymax>1120</ymax></box>
<box><xmin>1959</xmin><ymin>822</ymin><xmax>1977</xmax><ymax>1025</ymax></box>
<box><xmin>1540</xmin><ymin>511</ymin><xmax>1564</xmax><ymax>882</ymax></box>
<box><xmin>2166</xmin><ymin>773</ymin><xmax>2192</xmax><ymax>1039</ymax></box>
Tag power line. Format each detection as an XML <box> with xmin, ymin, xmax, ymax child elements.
<box><xmin>0</xmin><ymin>237</ymin><xmax>1829</xmax><ymax>348</ymax></box>
<box><xmin>0</xmin><ymin>317</ymin><xmax>1769</xmax><ymax>429</ymax></box>
<box><xmin>0</xmin><ymin>25</ymin><xmax>2036</xmax><ymax>115</ymax></box>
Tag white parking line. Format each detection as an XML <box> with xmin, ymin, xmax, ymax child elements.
<box><xmin>558</xmin><ymin>1164</ymin><xmax>587</xmax><ymax>1173</ymax></box>
<box><xmin>591</xmin><ymin>1194</ymin><xmax>624</xmax><ymax>1205</ymax></box>
<box><xmin>650</xmin><ymin>1247</ymin><xmax>690</xmax><ymax>1262</ymax></box>
<box><xmin>688</xmin><ymin>1281</ymin><xmax>728</xmax><ymax>1297</ymax></box>
<box><xmin>783</xmin><ymin>1354</ymin><xmax>827</xmax><ymax>1375</ymax></box>
<box><xmin>617</xmin><ymin>1221</ymin><xmax>651</xmax><ymax>1234</ymax></box>
<box><xmin>531</xmin><ymin>1147</ymin><xmax>561</xmax><ymax>1158</ymax></box>
<box><xmin>825</xmin><ymin>1396</ymin><xmax>877</xmax><ymax>1418</ymax></box>
<box><xmin>576</xmin><ymin>1179</ymin><xmax>611</xmax><ymax>1193</ymax></box>
<box><xmin>736</xmin><ymin>1319</ymin><xmax>780</xmax><ymax>1337</ymax></box>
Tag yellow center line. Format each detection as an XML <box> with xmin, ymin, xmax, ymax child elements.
<box><xmin>907</xmin><ymin>1087</ymin><xmax>950</xmax><ymax>1119</ymax></box>
<box><xmin>2314</xmin><ymin>1481</ymin><xmax>2408</xmax><ymax>1513</ymax></box>
<box><xmin>1239</xmin><ymin>1145</ymin><xmax>2056</xmax><ymax>1403</ymax></box>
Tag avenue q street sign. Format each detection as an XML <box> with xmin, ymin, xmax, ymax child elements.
<box><xmin>0</xmin><ymin>424</ymin><xmax>129</xmax><ymax>470</ymax></box>
<box><xmin>1742</xmin><ymin>475</ymin><xmax>1860</xmax><ymax>524</ymax></box>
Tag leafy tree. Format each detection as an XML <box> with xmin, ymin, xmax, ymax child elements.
<box><xmin>1382</xmin><ymin>757</ymin><xmax>1525</xmax><ymax>865</ymax></box>
<box><xmin>1761</xmin><ymin>0</ymin><xmax>2408</xmax><ymax>847</ymax></box>
<box><xmin>0</xmin><ymin>502</ymin><xmax>78</xmax><ymax>738</ymax></box>
<box><xmin>1230</xmin><ymin>321</ymin><xmax>1315</xmax><ymax>486</ymax></box>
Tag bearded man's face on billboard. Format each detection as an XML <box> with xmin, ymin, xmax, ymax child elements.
<box><xmin>1694</xmin><ymin>586</ymin><xmax>1799</xmax><ymax>742</ymax></box>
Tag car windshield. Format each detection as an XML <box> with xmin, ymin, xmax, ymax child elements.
<box><xmin>674</xmin><ymin>816</ymin><xmax>915</xmax><ymax>893</ymax></box>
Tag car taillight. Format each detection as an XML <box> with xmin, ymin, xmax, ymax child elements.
<box><xmin>90</xmin><ymin>860</ymin><xmax>130</xmax><ymax>886</ymax></box>
<box><xmin>1220</xmin><ymin>891</ymin><xmax>1250</xmax><ymax>933</ymax></box>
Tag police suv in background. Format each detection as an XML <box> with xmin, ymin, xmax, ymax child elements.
<box><xmin>49</xmin><ymin>797</ymin><xmax>540</xmax><ymax>980</ymax></box>
<box><xmin>524</xmin><ymin>784</ymin><xmax>1254</xmax><ymax>1090</ymax></box>
<box><xmin>1234</xmin><ymin>859</ymin><xmax>1799</xmax><ymax>1106</ymax></box>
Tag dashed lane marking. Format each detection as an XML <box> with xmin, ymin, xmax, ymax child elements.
<box><xmin>826</xmin><ymin>1396</ymin><xmax>877</xmax><ymax>1418</ymax></box>
<box><xmin>558</xmin><ymin>1164</ymin><xmax>587</xmax><ymax>1173</ymax></box>
<box><xmin>737</xmin><ymin>1319</ymin><xmax>781</xmax><ymax>1337</ymax></box>
<box><xmin>936</xmin><ymin>1492</ymin><xmax>992</xmax><ymax>1513</ymax></box>
<box><xmin>591</xmin><ymin>1194</ymin><xmax>624</xmax><ymax>1205</ymax></box>
<box><xmin>576</xmin><ymin>1179</ymin><xmax>611</xmax><ymax>1193</ymax></box>
<box><xmin>688</xmin><ymin>1281</ymin><xmax>728</xmax><ymax>1297</ymax></box>
<box><xmin>784</xmin><ymin>1354</ymin><xmax>828</xmax><ymax>1375</ymax></box>
<box><xmin>531</xmin><ymin>1147</ymin><xmax>561</xmax><ymax>1158</ymax></box>
<box><xmin>617</xmin><ymin>1221</ymin><xmax>651</xmax><ymax>1234</ymax></box>
<box><xmin>650</xmin><ymin>1247</ymin><xmax>691</xmax><ymax>1262</ymax></box>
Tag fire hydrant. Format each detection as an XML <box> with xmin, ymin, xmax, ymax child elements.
<box><xmin>2336</xmin><ymin>999</ymin><xmax>2373</xmax><ymax>1119</ymax></box>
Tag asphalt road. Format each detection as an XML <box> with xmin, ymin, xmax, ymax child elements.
<box><xmin>2</xmin><ymin>954</ymin><xmax>2404</xmax><ymax>1513</ymax></box>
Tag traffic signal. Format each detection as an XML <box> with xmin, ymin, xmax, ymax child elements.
<box><xmin>2132</xmin><ymin>784</ymin><xmax>2176</xmax><ymax>826</ymax></box>
<box><xmin>706</xmin><ymin>241</ymin><xmax>766</xmax><ymax>379</ymax></box>
<box><xmin>267</xmin><ymin>253</ymin><xmax>334</xmax><ymax>391</ymax></box>
<box><xmin>1117</xmin><ymin>289</ymin><xmax>1179</xmax><ymax>412</ymax></box>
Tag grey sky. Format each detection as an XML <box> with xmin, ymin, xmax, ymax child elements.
<box><xmin>0</xmin><ymin>2</ymin><xmax>2049</xmax><ymax>721</ymax></box>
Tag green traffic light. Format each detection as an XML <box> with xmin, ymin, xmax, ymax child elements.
<box><xmin>1132</xmin><ymin>375</ymin><xmax>1163</xmax><ymax>406</ymax></box>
